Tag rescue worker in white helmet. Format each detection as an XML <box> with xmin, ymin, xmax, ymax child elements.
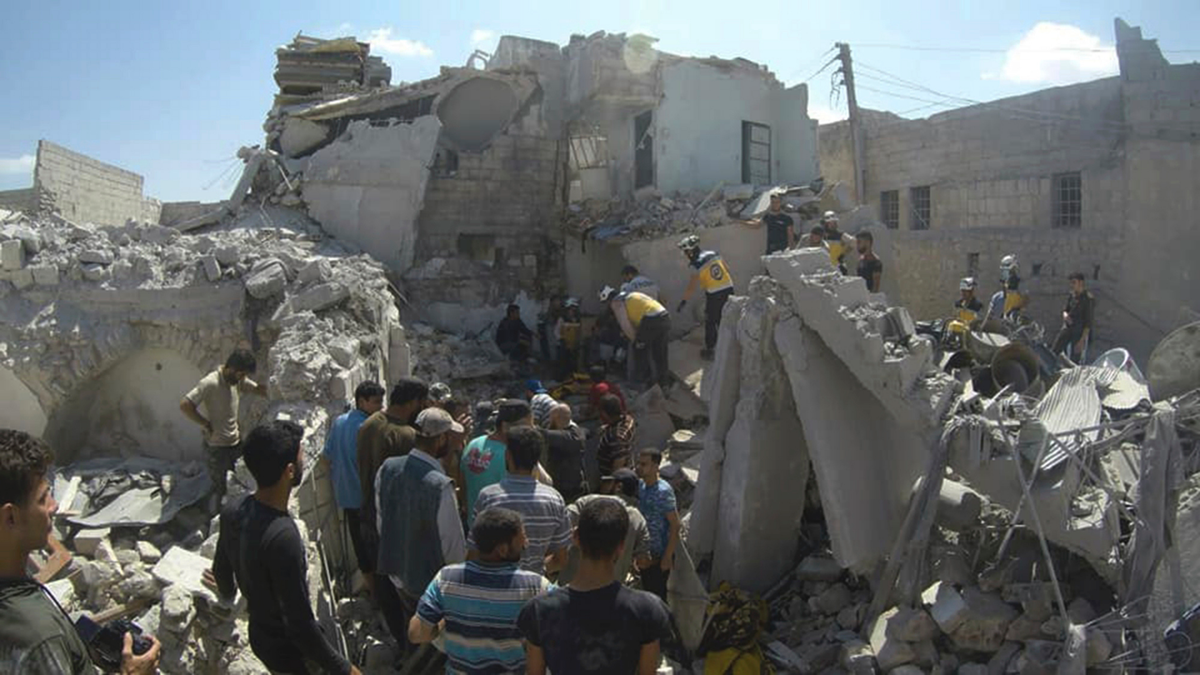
<box><xmin>821</xmin><ymin>211</ymin><xmax>855</xmax><ymax>275</ymax></box>
<box><xmin>987</xmin><ymin>255</ymin><xmax>1027</xmax><ymax>320</ymax></box>
<box><xmin>600</xmin><ymin>286</ymin><xmax>672</xmax><ymax>387</ymax></box>
<box><xmin>675</xmin><ymin>235</ymin><xmax>734</xmax><ymax>360</ymax></box>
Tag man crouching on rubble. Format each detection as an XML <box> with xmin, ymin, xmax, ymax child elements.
<box><xmin>180</xmin><ymin>348</ymin><xmax>269</xmax><ymax>514</ymax></box>
<box><xmin>205</xmin><ymin>421</ymin><xmax>359</xmax><ymax>675</ymax></box>
<box><xmin>0</xmin><ymin>429</ymin><xmax>162</xmax><ymax>674</ymax></box>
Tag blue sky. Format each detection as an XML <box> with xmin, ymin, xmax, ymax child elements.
<box><xmin>0</xmin><ymin>0</ymin><xmax>1196</xmax><ymax>202</ymax></box>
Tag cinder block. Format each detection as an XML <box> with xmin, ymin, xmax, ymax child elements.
<box><xmin>1</xmin><ymin>240</ymin><xmax>24</xmax><ymax>271</ymax></box>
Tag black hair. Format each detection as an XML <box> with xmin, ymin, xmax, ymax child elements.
<box><xmin>0</xmin><ymin>430</ymin><xmax>53</xmax><ymax>507</ymax></box>
<box><xmin>472</xmin><ymin>507</ymin><xmax>523</xmax><ymax>555</ymax></box>
<box><xmin>505</xmin><ymin>426</ymin><xmax>544</xmax><ymax>471</ymax></box>
<box><xmin>1068</xmin><ymin>271</ymin><xmax>1086</xmax><ymax>282</ymax></box>
<box><xmin>856</xmin><ymin>230</ymin><xmax>873</xmax><ymax>243</ymax></box>
<box><xmin>600</xmin><ymin>394</ymin><xmax>623</xmax><ymax>419</ymax></box>
<box><xmin>640</xmin><ymin>447</ymin><xmax>664</xmax><ymax>465</ymax></box>
<box><xmin>810</xmin><ymin>226</ymin><xmax>824</xmax><ymax>235</ymax></box>
<box><xmin>389</xmin><ymin>377</ymin><xmax>429</xmax><ymax>407</ymax></box>
<box><xmin>589</xmin><ymin>364</ymin><xmax>607</xmax><ymax>381</ymax></box>
<box><xmin>242</xmin><ymin>420</ymin><xmax>304</xmax><ymax>487</ymax></box>
<box><xmin>354</xmin><ymin>380</ymin><xmax>385</xmax><ymax>404</ymax></box>
<box><xmin>444</xmin><ymin>395</ymin><xmax>470</xmax><ymax>419</ymax></box>
<box><xmin>225</xmin><ymin>348</ymin><xmax>257</xmax><ymax>374</ymax></box>
<box><xmin>577</xmin><ymin>498</ymin><xmax>629</xmax><ymax>560</ymax></box>
<box><xmin>622</xmin><ymin>265</ymin><xmax>639</xmax><ymax>276</ymax></box>
<box><xmin>507</xmin><ymin>303</ymin><xmax>520</xmax><ymax>314</ymax></box>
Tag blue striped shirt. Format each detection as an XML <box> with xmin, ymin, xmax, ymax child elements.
<box><xmin>416</xmin><ymin>561</ymin><xmax>552</xmax><ymax>674</ymax></box>
<box><xmin>471</xmin><ymin>476</ymin><xmax>572</xmax><ymax>575</ymax></box>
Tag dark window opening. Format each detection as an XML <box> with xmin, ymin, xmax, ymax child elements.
<box><xmin>433</xmin><ymin>148</ymin><xmax>459</xmax><ymax>177</ymax></box>
<box><xmin>967</xmin><ymin>253</ymin><xmax>980</xmax><ymax>276</ymax></box>
<box><xmin>1052</xmin><ymin>172</ymin><xmax>1082</xmax><ymax>228</ymax></box>
<box><xmin>880</xmin><ymin>190</ymin><xmax>899</xmax><ymax>229</ymax></box>
<box><xmin>457</xmin><ymin>234</ymin><xmax>496</xmax><ymax>264</ymax></box>
<box><xmin>1032</xmin><ymin>262</ymin><xmax>1043</xmax><ymax>277</ymax></box>
<box><xmin>634</xmin><ymin>111</ymin><xmax>654</xmax><ymax>189</ymax></box>
<box><xmin>741</xmin><ymin>121</ymin><xmax>772</xmax><ymax>185</ymax></box>
<box><xmin>910</xmin><ymin>186</ymin><xmax>931</xmax><ymax>230</ymax></box>
<box><xmin>1093</xmin><ymin>264</ymin><xmax>1101</xmax><ymax>281</ymax></box>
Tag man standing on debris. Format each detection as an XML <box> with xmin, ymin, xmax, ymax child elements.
<box><xmin>540</xmin><ymin>403</ymin><xmax>587</xmax><ymax>503</ymax></box>
<box><xmin>620</xmin><ymin>265</ymin><xmax>660</xmax><ymax>300</ymax></box>
<box><xmin>855</xmin><ymin>230</ymin><xmax>882</xmax><ymax>293</ymax></box>
<box><xmin>180</xmin><ymin>348</ymin><xmax>269</xmax><ymax>514</ymax></box>
<box><xmin>596</xmin><ymin>394</ymin><xmax>637</xmax><ymax>476</ymax></box>
<box><xmin>375</xmin><ymin>408</ymin><xmax>467</xmax><ymax>654</ymax></box>
<box><xmin>559</xmin><ymin>468</ymin><xmax>652</xmax><ymax>586</ymax></box>
<box><xmin>821</xmin><ymin>212</ymin><xmax>855</xmax><ymax>274</ymax></box>
<box><xmin>803</xmin><ymin>225</ymin><xmax>829</xmax><ymax>251</ymax></box>
<box><xmin>355</xmin><ymin>377</ymin><xmax>429</xmax><ymax>598</ymax></box>
<box><xmin>636</xmin><ymin>448</ymin><xmax>680</xmax><ymax>601</ymax></box>
<box><xmin>742</xmin><ymin>192</ymin><xmax>796</xmax><ymax>254</ymax></box>
<box><xmin>0</xmin><ymin>429</ymin><xmax>163</xmax><ymax>675</ymax></box>
<box><xmin>207</xmin><ymin>421</ymin><xmax>357</xmax><ymax>675</ymax></box>
<box><xmin>321</xmin><ymin>380</ymin><xmax>384</xmax><ymax>593</ymax></box>
<box><xmin>471</xmin><ymin>427</ymin><xmax>572</xmax><ymax>575</ymax></box>
<box><xmin>1052</xmin><ymin>272</ymin><xmax>1095</xmax><ymax>362</ymax></box>
<box><xmin>495</xmin><ymin>303</ymin><xmax>534</xmax><ymax>363</ymax></box>
<box><xmin>602</xmin><ymin>286</ymin><xmax>672</xmax><ymax>386</ymax></box>
<box><xmin>409</xmin><ymin>507</ymin><xmax>552</xmax><ymax>674</ymax></box>
<box><xmin>955</xmin><ymin>277</ymin><xmax>983</xmax><ymax>323</ymax></box>
<box><xmin>987</xmin><ymin>254</ymin><xmax>1028</xmax><ymax>320</ymax></box>
<box><xmin>525</xmin><ymin>379</ymin><xmax>559</xmax><ymax>428</ymax></box>
<box><xmin>463</xmin><ymin>399</ymin><xmax>530</xmax><ymax>527</ymax></box>
<box><xmin>676</xmin><ymin>234</ymin><xmax>734</xmax><ymax>360</ymax></box>
<box><xmin>517</xmin><ymin>498</ymin><xmax>673</xmax><ymax>675</ymax></box>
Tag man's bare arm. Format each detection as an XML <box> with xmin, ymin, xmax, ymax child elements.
<box><xmin>637</xmin><ymin>641</ymin><xmax>661</xmax><ymax>675</ymax></box>
<box><xmin>179</xmin><ymin>399</ymin><xmax>211</xmax><ymax>434</ymax></box>
<box><xmin>407</xmin><ymin>615</ymin><xmax>440</xmax><ymax>644</ymax></box>
<box><xmin>525</xmin><ymin>644</ymin><xmax>547</xmax><ymax>675</ymax></box>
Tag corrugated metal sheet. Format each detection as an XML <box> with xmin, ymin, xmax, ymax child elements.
<box><xmin>1034</xmin><ymin>367</ymin><xmax>1103</xmax><ymax>471</ymax></box>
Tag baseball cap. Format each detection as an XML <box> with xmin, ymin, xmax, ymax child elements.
<box><xmin>415</xmin><ymin>408</ymin><xmax>464</xmax><ymax>437</ymax></box>
<box><xmin>496</xmin><ymin>399</ymin><xmax>532</xmax><ymax>424</ymax></box>
<box><xmin>601</xmin><ymin>468</ymin><xmax>640</xmax><ymax>497</ymax></box>
<box><xmin>525</xmin><ymin>379</ymin><xmax>547</xmax><ymax>395</ymax></box>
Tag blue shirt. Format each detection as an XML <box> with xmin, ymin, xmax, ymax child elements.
<box><xmin>417</xmin><ymin>561</ymin><xmax>552</xmax><ymax>675</ymax></box>
<box><xmin>638</xmin><ymin>479</ymin><xmax>677</xmax><ymax>558</ymax></box>
<box><xmin>322</xmin><ymin>409</ymin><xmax>369</xmax><ymax>509</ymax></box>
<box><xmin>462</xmin><ymin>436</ymin><xmax>506</xmax><ymax>528</ymax></box>
<box><xmin>471</xmin><ymin>476</ymin><xmax>573</xmax><ymax>575</ymax></box>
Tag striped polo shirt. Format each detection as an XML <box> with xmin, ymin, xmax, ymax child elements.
<box><xmin>471</xmin><ymin>476</ymin><xmax>572</xmax><ymax>575</ymax></box>
<box><xmin>416</xmin><ymin>561</ymin><xmax>552</xmax><ymax>674</ymax></box>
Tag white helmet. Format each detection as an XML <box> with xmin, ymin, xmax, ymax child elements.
<box><xmin>822</xmin><ymin>210</ymin><xmax>838</xmax><ymax>223</ymax></box>
<box><xmin>599</xmin><ymin>285</ymin><xmax>617</xmax><ymax>302</ymax></box>
<box><xmin>959</xmin><ymin>277</ymin><xmax>977</xmax><ymax>291</ymax></box>
<box><xmin>1000</xmin><ymin>254</ymin><xmax>1019</xmax><ymax>281</ymax></box>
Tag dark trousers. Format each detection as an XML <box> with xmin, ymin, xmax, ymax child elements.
<box><xmin>1052</xmin><ymin>328</ymin><xmax>1087</xmax><ymax>361</ymax></box>
<box><xmin>343</xmin><ymin>509</ymin><xmax>369</xmax><ymax>572</ymax></box>
<box><xmin>636</xmin><ymin>313</ymin><xmax>671</xmax><ymax>386</ymax></box>
<box><xmin>705</xmin><ymin>288</ymin><xmax>733</xmax><ymax>352</ymax></box>
<box><xmin>376</xmin><ymin>574</ymin><xmax>420</xmax><ymax>654</ymax></box>
<box><xmin>358</xmin><ymin>509</ymin><xmax>379</xmax><ymax>575</ymax></box>
<box><xmin>642</xmin><ymin>562</ymin><xmax>670</xmax><ymax>601</ymax></box>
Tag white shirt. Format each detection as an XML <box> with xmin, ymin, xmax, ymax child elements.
<box><xmin>376</xmin><ymin>448</ymin><xmax>466</xmax><ymax>592</ymax></box>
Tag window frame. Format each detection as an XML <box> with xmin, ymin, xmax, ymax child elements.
<box><xmin>879</xmin><ymin>190</ymin><xmax>900</xmax><ymax>229</ymax></box>
<box><xmin>909</xmin><ymin>185</ymin><xmax>931</xmax><ymax>230</ymax></box>
<box><xmin>1052</xmin><ymin>172</ymin><xmax>1082</xmax><ymax>229</ymax></box>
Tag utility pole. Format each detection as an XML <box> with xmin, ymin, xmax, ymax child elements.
<box><xmin>836</xmin><ymin>42</ymin><xmax>865</xmax><ymax>205</ymax></box>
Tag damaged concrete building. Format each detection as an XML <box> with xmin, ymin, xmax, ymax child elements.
<box><xmin>819</xmin><ymin>19</ymin><xmax>1200</xmax><ymax>363</ymax></box>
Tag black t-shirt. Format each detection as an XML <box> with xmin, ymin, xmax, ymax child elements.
<box><xmin>1063</xmin><ymin>291</ymin><xmax>1095</xmax><ymax>337</ymax></box>
<box><xmin>762</xmin><ymin>212</ymin><xmax>793</xmax><ymax>254</ymax></box>
<box><xmin>541</xmin><ymin>425</ymin><xmax>586</xmax><ymax>497</ymax></box>
<box><xmin>213</xmin><ymin>496</ymin><xmax>351</xmax><ymax>675</ymax></box>
<box><xmin>857</xmin><ymin>254</ymin><xmax>883</xmax><ymax>292</ymax></box>
<box><xmin>518</xmin><ymin>582</ymin><xmax>673</xmax><ymax>674</ymax></box>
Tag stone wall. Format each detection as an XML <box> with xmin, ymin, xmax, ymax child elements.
<box><xmin>0</xmin><ymin>188</ymin><xmax>37</xmax><ymax>214</ymax></box>
<box><xmin>159</xmin><ymin>201</ymin><xmax>223</xmax><ymax>227</ymax></box>
<box><xmin>34</xmin><ymin>140</ymin><xmax>161</xmax><ymax>226</ymax></box>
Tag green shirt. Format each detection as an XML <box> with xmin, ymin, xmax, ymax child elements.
<box><xmin>0</xmin><ymin>578</ymin><xmax>96</xmax><ymax>674</ymax></box>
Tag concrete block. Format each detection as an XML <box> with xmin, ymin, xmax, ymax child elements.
<box><xmin>289</xmin><ymin>282</ymin><xmax>349</xmax><ymax>312</ymax></box>
<box><xmin>934</xmin><ymin>478</ymin><xmax>984</xmax><ymax>531</ymax></box>
<box><xmin>200</xmin><ymin>255</ymin><xmax>221</xmax><ymax>282</ymax></box>
<box><xmin>796</xmin><ymin>556</ymin><xmax>844</xmax><ymax>582</ymax></box>
<box><xmin>30</xmin><ymin>265</ymin><xmax>59</xmax><ymax>287</ymax></box>
<box><xmin>329</xmin><ymin>369</ymin><xmax>354</xmax><ymax>401</ymax></box>
<box><xmin>137</xmin><ymin>540</ymin><xmax>162</xmax><ymax>564</ymax></box>
<box><xmin>279</xmin><ymin>118</ymin><xmax>331</xmax><ymax>157</ymax></box>
<box><xmin>159</xmin><ymin>584</ymin><xmax>197</xmax><ymax>634</ymax></box>
<box><xmin>1</xmin><ymin>240</ymin><xmax>24</xmax><ymax>271</ymax></box>
<box><xmin>328</xmin><ymin>337</ymin><xmax>360</xmax><ymax>368</ymax></box>
<box><xmin>816</xmin><ymin>583</ymin><xmax>853</xmax><ymax>615</ymax></box>
<box><xmin>94</xmin><ymin>538</ymin><xmax>118</xmax><ymax>563</ymax></box>
<box><xmin>81</xmin><ymin>264</ymin><xmax>108</xmax><ymax>282</ymax></box>
<box><xmin>948</xmin><ymin>587</ymin><xmax>1018</xmax><ymax>653</ymax></box>
<box><xmin>886</xmin><ymin>606</ymin><xmax>940</xmax><ymax>642</ymax></box>
<box><xmin>46</xmin><ymin>578</ymin><xmax>76</xmax><ymax>611</ymax></box>
<box><xmin>922</xmin><ymin>581</ymin><xmax>969</xmax><ymax>633</ymax></box>
<box><xmin>151</xmin><ymin>546</ymin><xmax>218</xmax><ymax>603</ymax></box>
<box><xmin>78</xmin><ymin>249</ymin><xmax>114</xmax><ymax>265</ymax></box>
<box><xmin>839</xmin><ymin>640</ymin><xmax>876</xmax><ymax>674</ymax></box>
<box><xmin>213</xmin><ymin>245</ymin><xmax>239</xmax><ymax>266</ymax></box>
<box><xmin>297</xmin><ymin>258</ymin><xmax>331</xmax><ymax>285</ymax></box>
<box><xmin>10</xmin><ymin>268</ymin><xmax>32</xmax><ymax>290</ymax></box>
<box><xmin>868</xmin><ymin>608</ymin><xmax>917</xmax><ymax>671</ymax></box>
<box><xmin>73</xmin><ymin>527</ymin><xmax>111</xmax><ymax>556</ymax></box>
<box><xmin>244</xmin><ymin>261</ymin><xmax>287</xmax><ymax>299</ymax></box>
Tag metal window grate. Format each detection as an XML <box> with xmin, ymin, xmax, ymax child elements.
<box><xmin>910</xmin><ymin>186</ymin><xmax>931</xmax><ymax>230</ymax></box>
<box><xmin>880</xmin><ymin>190</ymin><xmax>899</xmax><ymax>229</ymax></box>
<box><xmin>741</xmin><ymin>121</ymin><xmax>771</xmax><ymax>185</ymax></box>
<box><xmin>1052</xmin><ymin>172</ymin><xmax>1082</xmax><ymax>228</ymax></box>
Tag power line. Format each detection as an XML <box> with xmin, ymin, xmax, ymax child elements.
<box><xmin>854</xmin><ymin>42</ymin><xmax>1200</xmax><ymax>54</ymax></box>
<box><xmin>783</xmin><ymin>45</ymin><xmax>836</xmax><ymax>83</ymax></box>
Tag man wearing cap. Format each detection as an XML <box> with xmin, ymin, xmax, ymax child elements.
<box><xmin>559</xmin><ymin>468</ymin><xmax>651</xmax><ymax>585</ymax></box>
<box><xmin>462</xmin><ymin>399</ymin><xmax>531</xmax><ymax>527</ymax></box>
<box><xmin>525</xmin><ymin>380</ymin><xmax>559</xmax><ymax>429</ymax></box>
<box><xmin>375</xmin><ymin>407</ymin><xmax>467</xmax><ymax>651</ymax></box>
<box><xmin>821</xmin><ymin>211</ymin><xmax>855</xmax><ymax>274</ymax></box>
<box><xmin>742</xmin><ymin>192</ymin><xmax>796</xmax><ymax>254</ymax></box>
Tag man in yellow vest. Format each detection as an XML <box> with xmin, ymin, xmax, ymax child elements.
<box><xmin>675</xmin><ymin>235</ymin><xmax>734</xmax><ymax>360</ymax></box>
<box><xmin>601</xmin><ymin>286</ymin><xmax>672</xmax><ymax>387</ymax></box>
<box><xmin>821</xmin><ymin>211</ymin><xmax>855</xmax><ymax>274</ymax></box>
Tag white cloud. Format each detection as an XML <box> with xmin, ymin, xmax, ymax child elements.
<box><xmin>470</xmin><ymin>29</ymin><xmax>495</xmax><ymax>46</ymax></box>
<box><xmin>365</xmin><ymin>27</ymin><xmax>433</xmax><ymax>57</ymax></box>
<box><xmin>0</xmin><ymin>154</ymin><xmax>35</xmax><ymax>176</ymax></box>
<box><xmin>995</xmin><ymin>22</ymin><xmax>1118</xmax><ymax>85</ymax></box>
<box><xmin>809</xmin><ymin>102</ymin><xmax>847</xmax><ymax>125</ymax></box>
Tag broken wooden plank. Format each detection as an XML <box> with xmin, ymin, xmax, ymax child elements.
<box><xmin>33</xmin><ymin>535</ymin><xmax>72</xmax><ymax>584</ymax></box>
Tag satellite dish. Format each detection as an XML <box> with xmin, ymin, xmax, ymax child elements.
<box><xmin>1147</xmin><ymin>321</ymin><xmax>1200</xmax><ymax>401</ymax></box>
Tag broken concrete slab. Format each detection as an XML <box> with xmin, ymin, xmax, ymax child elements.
<box><xmin>923</xmin><ymin>581</ymin><xmax>969</xmax><ymax>634</ymax></box>
<box><xmin>1</xmin><ymin>239</ymin><xmax>24</xmax><ymax>271</ymax></box>
<box><xmin>78</xmin><ymin>249</ymin><xmax>114</xmax><ymax>265</ymax></box>
<box><xmin>30</xmin><ymin>265</ymin><xmax>59</xmax><ymax>286</ymax></box>
<box><xmin>151</xmin><ymin>546</ymin><xmax>218</xmax><ymax>603</ymax></box>
<box><xmin>244</xmin><ymin>260</ymin><xmax>287</xmax><ymax>299</ymax></box>
<box><xmin>868</xmin><ymin>608</ymin><xmax>917</xmax><ymax>671</ymax></box>
<box><xmin>935</xmin><ymin>478</ymin><xmax>984</xmax><ymax>531</ymax></box>
<box><xmin>73</xmin><ymin>527</ymin><xmax>111</xmax><ymax>556</ymax></box>
<box><xmin>200</xmin><ymin>256</ymin><xmax>221</xmax><ymax>282</ymax></box>
<box><xmin>279</xmin><ymin>118</ymin><xmax>331</xmax><ymax>158</ymax></box>
<box><xmin>137</xmin><ymin>540</ymin><xmax>163</xmax><ymax>564</ymax></box>
<box><xmin>288</xmin><ymin>281</ymin><xmax>350</xmax><ymax>313</ymax></box>
<box><xmin>948</xmin><ymin>587</ymin><xmax>1019</xmax><ymax>653</ymax></box>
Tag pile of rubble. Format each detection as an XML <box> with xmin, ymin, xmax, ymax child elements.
<box><xmin>564</xmin><ymin>179</ymin><xmax>840</xmax><ymax>243</ymax></box>
<box><xmin>273</xmin><ymin>33</ymin><xmax>392</xmax><ymax>106</ymax></box>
